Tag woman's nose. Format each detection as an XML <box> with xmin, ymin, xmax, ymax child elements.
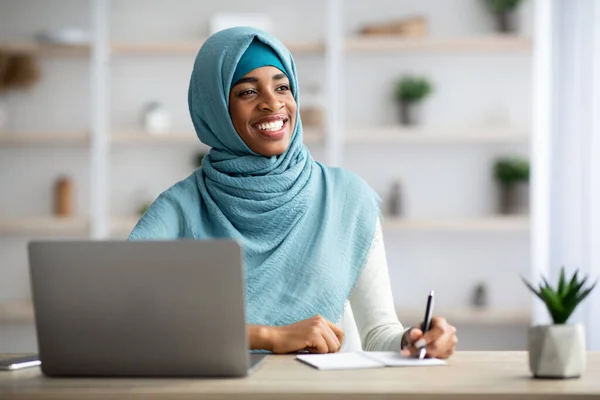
<box><xmin>258</xmin><ymin>92</ymin><xmax>284</xmax><ymax>112</ymax></box>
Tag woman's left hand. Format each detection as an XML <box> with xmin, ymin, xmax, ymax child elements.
<box><xmin>400</xmin><ymin>316</ymin><xmax>457</xmax><ymax>359</ymax></box>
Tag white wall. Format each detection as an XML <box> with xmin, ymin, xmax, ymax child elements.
<box><xmin>0</xmin><ymin>0</ymin><xmax>532</xmax><ymax>352</ymax></box>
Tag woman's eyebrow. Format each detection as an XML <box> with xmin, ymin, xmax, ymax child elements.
<box><xmin>232</xmin><ymin>73</ymin><xmax>288</xmax><ymax>88</ymax></box>
<box><xmin>232</xmin><ymin>76</ymin><xmax>259</xmax><ymax>87</ymax></box>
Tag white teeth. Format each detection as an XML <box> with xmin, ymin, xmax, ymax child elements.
<box><xmin>256</xmin><ymin>120</ymin><xmax>284</xmax><ymax>131</ymax></box>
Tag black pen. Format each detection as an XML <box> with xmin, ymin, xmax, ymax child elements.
<box><xmin>418</xmin><ymin>290</ymin><xmax>435</xmax><ymax>360</ymax></box>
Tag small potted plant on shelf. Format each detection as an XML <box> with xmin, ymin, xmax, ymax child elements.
<box><xmin>485</xmin><ymin>0</ymin><xmax>524</xmax><ymax>34</ymax></box>
<box><xmin>0</xmin><ymin>53</ymin><xmax>41</xmax><ymax>132</ymax></box>
<box><xmin>523</xmin><ymin>267</ymin><xmax>596</xmax><ymax>378</ymax></box>
<box><xmin>394</xmin><ymin>75</ymin><xmax>432</xmax><ymax>126</ymax></box>
<box><xmin>493</xmin><ymin>156</ymin><xmax>529</xmax><ymax>215</ymax></box>
<box><xmin>194</xmin><ymin>151</ymin><xmax>206</xmax><ymax>169</ymax></box>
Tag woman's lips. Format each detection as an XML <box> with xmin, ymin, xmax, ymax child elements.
<box><xmin>252</xmin><ymin>119</ymin><xmax>288</xmax><ymax>140</ymax></box>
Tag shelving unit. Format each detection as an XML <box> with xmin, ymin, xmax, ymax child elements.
<box><xmin>0</xmin><ymin>301</ymin><xmax>34</xmax><ymax>324</ymax></box>
<box><xmin>0</xmin><ymin>132</ymin><xmax>89</xmax><ymax>146</ymax></box>
<box><xmin>345</xmin><ymin>35</ymin><xmax>532</xmax><ymax>53</ymax></box>
<box><xmin>110</xmin><ymin>128</ymin><xmax>323</xmax><ymax>146</ymax></box>
<box><xmin>382</xmin><ymin>216</ymin><xmax>529</xmax><ymax>232</ymax></box>
<box><xmin>0</xmin><ymin>0</ymin><xmax>535</xmax><ymax>351</ymax></box>
<box><xmin>0</xmin><ymin>217</ymin><xmax>89</xmax><ymax>236</ymax></box>
<box><xmin>0</xmin><ymin>42</ymin><xmax>89</xmax><ymax>57</ymax></box>
<box><xmin>105</xmin><ymin>215</ymin><xmax>529</xmax><ymax>238</ymax></box>
<box><xmin>0</xmin><ymin>35</ymin><xmax>530</xmax><ymax>57</ymax></box>
<box><xmin>111</xmin><ymin>40</ymin><xmax>324</xmax><ymax>55</ymax></box>
<box><xmin>344</xmin><ymin>128</ymin><xmax>529</xmax><ymax>144</ymax></box>
<box><xmin>397</xmin><ymin>307</ymin><xmax>531</xmax><ymax>325</ymax></box>
<box><xmin>0</xmin><ymin>40</ymin><xmax>323</xmax><ymax>57</ymax></box>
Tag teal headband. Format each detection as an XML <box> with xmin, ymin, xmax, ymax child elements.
<box><xmin>231</xmin><ymin>38</ymin><xmax>288</xmax><ymax>87</ymax></box>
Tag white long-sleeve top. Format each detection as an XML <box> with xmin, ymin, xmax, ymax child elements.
<box><xmin>337</xmin><ymin>219</ymin><xmax>408</xmax><ymax>352</ymax></box>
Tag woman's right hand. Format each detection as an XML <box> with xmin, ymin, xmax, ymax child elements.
<box><xmin>267</xmin><ymin>315</ymin><xmax>344</xmax><ymax>354</ymax></box>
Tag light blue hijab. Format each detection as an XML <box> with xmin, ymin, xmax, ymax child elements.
<box><xmin>129</xmin><ymin>26</ymin><xmax>380</xmax><ymax>327</ymax></box>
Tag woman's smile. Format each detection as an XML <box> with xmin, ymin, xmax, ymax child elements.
<box><xmin>251</xmin><ymin>114</ymin><xmax>289</xmax><ymax>140</ymax></box>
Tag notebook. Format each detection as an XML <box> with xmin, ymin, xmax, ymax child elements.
<box><xmin>296</xmin><ymin>351</ymin><xmax>447</xmax><ymax>371</ymax></box>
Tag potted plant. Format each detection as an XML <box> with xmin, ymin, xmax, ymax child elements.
<box><xmin>194</xmin><ymin>151</ymin><xmax>206</xmax><ymax>169</ymax></box>
<box><xmin>394</xmin><ymin>76</ymin><xmax>432</xmax><ymax>126</ymax></box>
<box><xmin>493</xmin><ymin>156</ymin><xmax>529</xmax><ymax>214</ymax></box>
<box><xmin>0</xmin><ymin>53</ymin><xmax>41</xmax><ymax>132</ymax></box>
<box><xmin>523</xmin><ymin>268</ymin><xmax>596</xmax><ymax>378</ymax></box>
<box><xmin>485</xmin><ymin>0</ymin><xmax>524</xmax><ymax>33</ymax></box>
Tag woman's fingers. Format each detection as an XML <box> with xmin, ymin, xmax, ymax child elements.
<box><xmin>401</xmin><ymin>318</ymin><xmax>458</xmax><ymax>359</ymax></box>
<box><xmin>319</xmin><ymin>319</ymin><xmax>341</xmax><ymax>352</ymax></box>
<box><xmin>306</xmin><ymin>333</ymin><xmax>329</xmax><ymax>354</ymax></box>
<box><xmin>326</xmin><ymin>319</ymin><xmax>345</xmax><ymax>344</ymax></box>
<box><xmin>322</xmin><ymin>327</ymin><xmax>341</xmax><ymax>352</ymax></box>
<box><xmin>305</xmin><ymin>315</ymin><xmax>343</xmax><ymax>353</ymax></box>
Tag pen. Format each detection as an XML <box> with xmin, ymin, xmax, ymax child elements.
<box><xmin>418</xmin><ymin>290</ymin><xmax>435</xmax><ymax>360</ymax></box>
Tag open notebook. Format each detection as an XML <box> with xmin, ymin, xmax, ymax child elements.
<box><xmin>296</xmin><ymin>351</ymin><xmax>447</xmax><ymax>371</ymax></box>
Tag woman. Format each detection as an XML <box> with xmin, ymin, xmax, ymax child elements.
<box><xmin>130</xmin><ymin>27</ymin><xmax>457</xmax><ymax>358</ymax></box>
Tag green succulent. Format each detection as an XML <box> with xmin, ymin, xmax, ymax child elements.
<box><xmin>486</xmin><ymin>0</ymin><xmax>523</xmax><ymax>13</ymax></box>
<box><xmin>494</xmin><ymin>157</ymin><xmax>529</xmax><ymax>186</ymax></box>
<box><xmin>522</xmin><ymin>267</ymin><xmax>596</xmax><ymax>324</ymax></box>
<box><xmin>395</xmin><ymin>76</ymin><xmax>433</xmax><ymax>103</ymax></box>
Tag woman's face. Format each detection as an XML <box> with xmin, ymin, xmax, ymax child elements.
<box><xmin>228</xmin><ymin>66</ymin><xmax>296</xmax><ymax>157</ymax></box>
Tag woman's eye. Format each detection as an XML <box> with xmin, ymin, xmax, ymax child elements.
<box><xmin>239</xmin><ymin>89</ymin><xmax>256</xmax><ymax>97</ymax></box>
<box><xmin>276</xmin><ymin>85</ymin><xmax>290</xmax><ymax>91</ymax></box>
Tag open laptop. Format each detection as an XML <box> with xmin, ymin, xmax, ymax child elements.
<box><xmin>27</xmin><ymin>239</ymin><xmax>266</xmax><ymax>377</ymax></box>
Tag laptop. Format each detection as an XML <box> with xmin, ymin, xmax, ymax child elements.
<box><xmin>28</xmin><ymin>239</ymin><xmax>266</xmax><ymax>377</ymax></box>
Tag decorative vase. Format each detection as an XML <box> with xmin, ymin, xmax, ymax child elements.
<box><xmin>496</xmin><ymin>11</ymin><xmax>517</xmax><ymax>33</ymax></box>
<box><xmin>499</xmin><ymin>182</ymin><xmax>529</xmax><ymax>214</ymax></box>
<box><xmin>399</xmin><ymin>101</ymin><xmax>419</xmax><ymax>126</ymax></box>
<box><xmin>388</xmin><ymin>180</ymin><xmax>403</xmax><ymax>217</ymax></box>
<box><xmin>54</xmin><ymin>177</ymin><xmax>73</xmax><ymax>217</ymax></box>
<box><xmin>141</xmin><ymin>102</ymin><xmax>172</xmax><ymax>135</ymax></box>
<box><xmin>528</xmin><ymin>324</ymin><xmax>586</xmax><ymax>379</ymax></box>
<box><xmin>472</xmin><ymin>282</ymin><xmax>488</xmax><ymax>308</ymax></box>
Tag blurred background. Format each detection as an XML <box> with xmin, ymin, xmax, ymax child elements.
<box><xmin>0</xmin><ymin>0</ymin><xmax>598</xmax><ymax>353</ymax></box>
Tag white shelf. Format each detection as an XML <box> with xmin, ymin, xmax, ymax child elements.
<box><xmin>0</xmin><ymin>39</ymin><xmax>323</xmax><ymax>58</ymax></box>
<box><xmin>345</xmin><ymin>127</ymin><xmax>529</xmax><ymax>144</ymax></box>
<box><xmin>110</xmin><ymin>217</ymin><xmax>138</xmax><ymax>237</ymax></box>
<box><xmin>0</xmin><ymin>42</ymin><xmax>89</xmax><ymax>57</ymax></box>
<box><xmin>0</xmin><ymin>301</ymin><xmax>34</xmax><ymax>323</ymax></box>
<box><xmin>1</xmin><ymin>36</ymin><xmax>530</xmax><ymax>57</ymax></box>
<box><xmin>0</xmin><ymin>217</ymin><xmax>89</xmax><ymax>236</ymax></box>
<box><xmin>111</xmin><ymin>40</ymin><xmax>324</xmax><ymax>55</ymax></box>
<box><xmin>110</xmin><ymin>216</ymin><xmax>529</xmax><ymax>236</ymax></box>
<box><xmin>111</xmin><ymin>132</ymin><xmax>200</xmax><ymax>145</ymax></box>
<box><xmin>345</xmin><ymin>35</ymin><xmax>532</xmax><ymax>53</ymax></box>
<box><xmin>383</xmin><ymin>216</ymin><xmax>529</xmax><ymax>232</ymax></box>
<box><xmin>111</xmin><ymin>128</ymin><xmax>323</xmax><ymax>146</ymax></box>
<box><xmin>397</xmin><ymin>307</ymin><xmax>531</xmax><ymax>325</ymax></box>
<box><xmin>0</xmin><ymin>132</ymin><xmax>89</xmax><ymax>146</ymax></box>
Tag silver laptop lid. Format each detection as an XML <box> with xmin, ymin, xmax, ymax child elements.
<box><xmin>28</xmin><ymin>240</ymin><xmax>249</xmax><ymax>377</ymax></box>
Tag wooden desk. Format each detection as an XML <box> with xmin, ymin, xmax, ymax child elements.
<box><xmin>1</xmin><ymin>352</ymin><xmax>599</xmax><ymax>399</ymax></box>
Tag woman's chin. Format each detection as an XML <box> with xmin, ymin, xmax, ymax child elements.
<box><xmin>253</xmin><ymin>138</ymin><xmax>291</xmax><ymax>157</ymax></box>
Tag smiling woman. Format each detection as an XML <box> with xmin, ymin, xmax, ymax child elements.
<box><xmin>128</xmin><ymin>27</ymin><xmax>457</xmax><ymax>357</ymax></box>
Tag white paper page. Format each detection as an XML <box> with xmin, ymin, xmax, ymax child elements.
<box><xmin>364</xmin><ymin>351</ymin><xmax>447</xmax><ymax>367</ymax></box>
<box><xmin>296</xmin><ymin>352</ymin><xmax>384</xmax><ymax>370</ymax></box>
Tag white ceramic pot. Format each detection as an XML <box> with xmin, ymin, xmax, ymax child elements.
<box><xmin>528</xmin><ymin>324</ymin><xmax>586</xmax><ymax>378</ymax></box>
<box><xmin>142</xmin><ymin>102</ymin><xmax>171</xmax><ymax>135</ymax></box>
